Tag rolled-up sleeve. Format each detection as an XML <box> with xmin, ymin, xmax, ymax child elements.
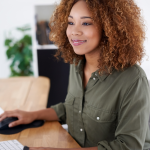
<box><xmin>97</xmin><ymin>76</ymin><xmax>150</xmax><ymax>150</ymax></box>
<box><xmin>50</xmin><ymin>103</ymin><xmax>66</xmax><ymax>124</ymax></box>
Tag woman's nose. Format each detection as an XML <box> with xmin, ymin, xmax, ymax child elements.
<box><xmin>71</xmin><ymin>28</ymin><xmax>82</xmax><ymax>36</ymax></box>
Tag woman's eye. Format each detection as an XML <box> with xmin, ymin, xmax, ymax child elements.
<box><xmin>68</xmin><ymin>22</ymin><xmax>73</xmax><ymax>25</ymax></box>
<box><xmin>82</xmin><ymin>22</ymin><xmax>91</xmax><ymax>26</ymax></box>
<box><xmin>68</xmin><ymin>22</ymin><xmax>91</xmax><ymax>26</ymax></box>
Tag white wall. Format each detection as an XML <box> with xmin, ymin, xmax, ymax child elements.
<box><xmin>0</xmin><ymin>0</ymin><xmax>150</xmax><ymax>79</ymax></box>
<box><xmin>135</xmin><ymin>0</ymin><xmax>150</xmax><ymax>80</ymax></box>
<box><xmin>35</xmin><ymin>5</ymin><xmax>56</xmax><ymax>22</ymax></box>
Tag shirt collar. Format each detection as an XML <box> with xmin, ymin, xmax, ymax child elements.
<box><xmin>75</xmin><ymin>59</ymin><xmax>114</xmax><ymax>82</ymax></box>
<box><xmin>75</xmin><ymin>59</ymin><xmax>85</xmax><ymax>73</ymax></box>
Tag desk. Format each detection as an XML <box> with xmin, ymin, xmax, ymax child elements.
<box><xmin>0</xmin><ymin>77</ymin><xmax>81</xmax><ymax>148</ymax></box>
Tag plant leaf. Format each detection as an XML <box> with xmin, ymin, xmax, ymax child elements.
<box><xmin>23</xmin><ymin>35</ymin><xmax>32</xmax><ymax>45</ymax></box>
<box><xmin>16</xmin><ymin>25</ymin><xmax>31</xmax><ymax>32</ymax></box>
<box><xmin>5</xmin><ymin>39</ymin><xmax>12</xmax><ymax>46</ymax></box>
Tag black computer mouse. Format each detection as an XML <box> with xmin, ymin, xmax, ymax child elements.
<box><xmin>0</xmin><ymin>118</ymin><xmax>45</xmax><ymax>135</ymax></box>
<box><xmin>0</xmin><ymin>117</ymin><xmax>18</xmax><ymax>129</ymax></box>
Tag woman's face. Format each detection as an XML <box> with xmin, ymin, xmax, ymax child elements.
<box><xmin>66</xmin><ymin>0</ymin><xmax>102</xmax><ymax>56</ymax></box>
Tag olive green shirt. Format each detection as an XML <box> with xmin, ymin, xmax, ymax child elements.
<box><xmin>51</xmin><ymin>59</ymin><xmax>150</xmax><ymax>150</ymax></box>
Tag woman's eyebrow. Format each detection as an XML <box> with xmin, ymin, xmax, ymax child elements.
<box><xmin>68</xmin><ymin>15</ymin><xmax>92</xmax><ymax>19</ymax></box>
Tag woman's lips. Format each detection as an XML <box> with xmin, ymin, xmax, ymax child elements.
<box><xmin>71</xmin><ymin>39</ymin><xmax>87</xmax><ymax>46</ymax></box>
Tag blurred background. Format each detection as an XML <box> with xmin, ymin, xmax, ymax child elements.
<box><xmin>0</xmin><ymin>0</ymin><xmax>150</xmax><ymax>107</ymax></box>
<box><xmin>0</xmin><ymin>0</ymin><xmax>70</xmax><ymax>108</ymax></box>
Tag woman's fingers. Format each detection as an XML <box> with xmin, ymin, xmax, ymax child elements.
<box><xmin>9</xmin><ymin>120</ymin><xmax>22</xmax><ymax>127</ymax></box>
<box><xmin>0</xmin><ymin>110</ymin><xmax>19</xmax><ymax>122</ymax></box>
<box><xmin>0</xmin><ymin>113</ymin><xmax>3</xmax><ymax>118</ymax></box>
<box><xmin>0</xmin><ymin>112</ymin><xmax>11</xmax><ymax>121</ymax></box>
<box><xmin>0</xmin><ymin>115</ymin><xmax>7</xmax><ymax>122</ymax></box>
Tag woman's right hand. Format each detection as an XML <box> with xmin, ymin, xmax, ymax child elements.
<box><xmin>0</xmin><ymin>109</ymin><xmax>36</xmax><ymax>128</ymax></box>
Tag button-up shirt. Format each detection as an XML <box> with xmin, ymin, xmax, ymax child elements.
<box><xmin>50</xmin><ymin>59</ymin><xmax>150</xmax><ymax>150</ymax></box>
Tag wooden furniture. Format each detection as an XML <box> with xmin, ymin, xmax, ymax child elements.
<box><xmin>0</xmin><ymin>77</ymin><xmax>81</xmax><ymax>148</ymax></box>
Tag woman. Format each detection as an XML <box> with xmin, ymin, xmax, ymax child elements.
<box><xmin>0</xmin><ymin>0</ymin><xmax>150</xmax><ymax>150</ymax></box>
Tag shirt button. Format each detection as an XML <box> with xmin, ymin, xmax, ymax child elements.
<box><xmin>95</xmin><ymin>73</ymin><xmax>97</xmax><ymax>76</ymax></box>
<box><xmin>80</xmin><ymin>128</ymin><xmax>83</xmax><ymax>132</ymax></box>
<box><xmin>93</xmin><ymin>78</ymin><xmax>96</xmax><ymax>80</ymax></box>
<box><xmin>79</xmin><ymin>110</ymin><xmax>81</xmax><ymax>113</ymax></box>
<box><xmin>97</xmin><ymin>117</ymin><xmax>100</xmax><ymax>120</ymax></box>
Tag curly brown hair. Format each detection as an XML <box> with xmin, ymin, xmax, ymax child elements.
<box><xmin>49</xmin><ymin>0</ymin><xmax>146</xmax><ymax>74</ymax></box>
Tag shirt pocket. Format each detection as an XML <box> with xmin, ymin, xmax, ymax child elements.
<box><xmin>64</xmin><ymin>92</ymin><xmax>75</xmax><ymax>135</ymax></box>
<box><xmin>85</xmin><ymin>106</ymin><xmax>117</xmax><ymax>144</ymax></box>
<box><xmin>87</xmin><ymin>106</ymin><xmax>117</xmax><ymax>122</ymax></box>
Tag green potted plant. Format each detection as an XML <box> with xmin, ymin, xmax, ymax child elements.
<box><xmin>4</xmin><ymin>25</ymin><xmax>33</xmax><ymax>77</ymax></box>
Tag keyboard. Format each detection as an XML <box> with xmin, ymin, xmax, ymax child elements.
<box><xmin>0</xmin><ymin>139</ymin><xmax>24</xmax><ymax>150</ymax></box>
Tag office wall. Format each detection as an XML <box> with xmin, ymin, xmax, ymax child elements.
<box><xmin>0</xmin><ymin>0</ymin><xmax>150</xmax><ymax>79</ymax></box>
<box><xmin>135</xmin><ymin>0</ymin><xmax>150</xmax><ymax>80</ymax></box>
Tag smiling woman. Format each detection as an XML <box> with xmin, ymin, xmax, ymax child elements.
<box><xmin>0</xmin><ymin>0</ymin><xmax>150</xmax><ymax>150</ymax></box>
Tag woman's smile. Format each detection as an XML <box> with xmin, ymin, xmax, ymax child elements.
<box><xmin>71</xmin><ymin>39</ymin><xmax>87</xmax><ymax>46</ymax></box>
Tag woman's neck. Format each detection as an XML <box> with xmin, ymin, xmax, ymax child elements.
<box><xmin>84</xmin><ymin>53</ymin><xmax>100</xmax><ymax>74</ymax></box>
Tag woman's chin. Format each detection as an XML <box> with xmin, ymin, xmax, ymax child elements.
<box><xmin>73</xmin><ymin>50</ymin><xmax>85</xmax><ymax>55</ymax></box>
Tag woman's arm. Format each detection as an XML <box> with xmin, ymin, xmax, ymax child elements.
<box><xmin>32</xmin><ymin>108</ymin><xmax>59</xmax><ymax>121</ymax></box>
